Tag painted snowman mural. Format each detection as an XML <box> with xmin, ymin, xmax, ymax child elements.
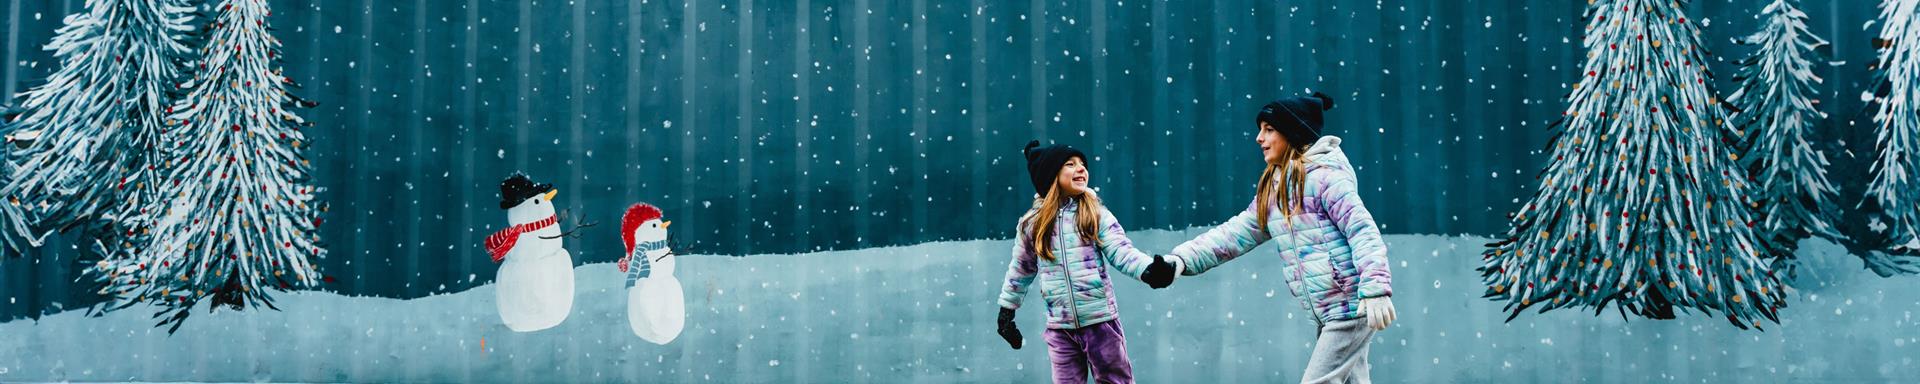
<box><xmin>484</xmin><ymin>173</ymin><xmax>576</xmax><ymax>332</ymax></box>
<box><xmin>618</xmin><ymin>203</ymin><xmax>685</xmax><ymax>344</ymax></box>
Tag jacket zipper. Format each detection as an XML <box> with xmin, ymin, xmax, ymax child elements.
<box><xmin>1058</xmin><ymin>208</ymin><xmax>1083</xmax><ymax>329</ymax></box>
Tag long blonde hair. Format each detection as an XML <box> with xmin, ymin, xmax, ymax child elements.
<box><xmin>1022</xmin><ymin>183</ymin><xmax>1104</xmax><ymax>262</ymax></box>
<box><xmin>1254</xmin><ymin>145</ymin><xmax>1309</xmax><ymax>235</ymax></box>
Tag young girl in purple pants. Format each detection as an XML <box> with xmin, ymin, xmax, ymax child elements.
<box><xmin>994</xmin><ymin>141</ymin><xmax>1178</xmax><ymax>384</ymax></box>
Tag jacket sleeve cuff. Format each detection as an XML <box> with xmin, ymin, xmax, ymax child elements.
<box><xmin>1359</xmin><ymin>284</ymin><xmax>1391</xmax><ymax>299</ymax></box>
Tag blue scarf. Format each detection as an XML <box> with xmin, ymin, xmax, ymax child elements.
<box><xmin>624</xmin><ymin>239</ymin><xmax>670</xmax><ymax>288</ymax></box>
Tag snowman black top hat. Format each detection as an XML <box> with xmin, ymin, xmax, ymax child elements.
<box><xmin>498</xmin><ymin>172</ymin><xmax>555</xmax><ymax>209</ymax></box>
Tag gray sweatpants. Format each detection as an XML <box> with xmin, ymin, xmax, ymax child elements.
<box><xmin>1302</xmin><ymin>317</ymin><xmax>1376</xmax><ymax>384</ymax></box>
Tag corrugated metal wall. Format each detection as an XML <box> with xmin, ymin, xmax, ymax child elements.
<box><xmin>0</xmin><ymin>0</ymin><xmax>1885</xmax><ymax>321</ymax></box>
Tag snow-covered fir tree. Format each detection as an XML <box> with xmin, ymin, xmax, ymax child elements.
<box><xmin>89</xmin><ymin>0</ymin><xmax>327</xmax><ymax>332</ymax></box>
<box><xmin>1726</xmin><ymin>0</ymin><xmax>1841</xmax><ymax>275</ymax></box>
<box><xmin>0</xmin><ymin>0</ymin><xmax>197</xmax><ymax>256</ymax></box>
<box><xmin>1480</xmin><ymin>0</ymin><xmax>1787</xmax><ymax>329</ymax></box>
<box><xmin>1863</xmin><ymin>0</ymin><xmax>1920</xmax><ymax>276</ymax></box>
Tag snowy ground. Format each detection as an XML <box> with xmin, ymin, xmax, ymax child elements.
<box><xmin>0</xmin><ymin>230</ymin><xmax>1914</xmax><ymax>383</ymax></box>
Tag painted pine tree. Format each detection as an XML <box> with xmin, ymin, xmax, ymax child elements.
<box><xmin>1726</xmin><ymin>0</ymin><xmax>1840</xmax><ymax>276</ymax></box>
<box><xmin>88</xmin><ymin>0</ymin><xmax>327</xmax><ymax>332</ymax></box>
<box><xmin>1862</xmin><ymin>0</ymin><xmax>1920</xmax><ymax>276</ymax></box>
<box><xmin>1480</xmin><ymin>0</ymin><xmax>1787</xmax><ymax>329</ymax></box>
<box><xmin>0</xmin><ymin>0</ymin><xmax>197</xmax><ymax>256</ymax></box>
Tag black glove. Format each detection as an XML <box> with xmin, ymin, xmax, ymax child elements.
<box><xmin>1142</xmin><ymin>255</ymin><xmax>1175</xmax><ymax>289</ymax></box>
<box><xmin>996</xmin><ymin>307</ymin><xmax>1023</xmax><ymax>349</ymax></box>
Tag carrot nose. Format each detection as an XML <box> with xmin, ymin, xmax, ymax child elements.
<box><xmin>661</xmin><ymin>220</ymin><xmax>672</xmax><ymax>229</ymax></box>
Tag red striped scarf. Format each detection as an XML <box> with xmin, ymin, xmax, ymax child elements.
<box><xmin>484</xmin><ymin>215</ymin><xmax>558</xmax><ymax>263</ymax></box>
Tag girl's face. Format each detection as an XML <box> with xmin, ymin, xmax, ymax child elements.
<box><xmin>1257</xmin><ymin>122</ymin><xmax>1290</xmax><ymax>165</ymax></box>
<box><xmin>1053</xmin><ymin>157</ymin><xmax>1090</xmax><ymax>197</ymax></box>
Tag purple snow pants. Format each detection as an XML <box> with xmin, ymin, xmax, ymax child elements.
<box><xmin>1043</xmin><ymin>319</ymin><xmax>1134</xmax><ymax>384</ymax></box>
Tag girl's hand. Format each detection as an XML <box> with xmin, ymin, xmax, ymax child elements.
<box><xmin>1361</xmin><ymin>296</ymin><xmax>1396</xmax><ymax>330</ymax></box>
<box><xmin>1142</xmin><ymin>255</ymin><xmax>1178</xmax><ymax>289</ymax></box>
<box><xmin>997</xmin><ymin>307</ymin><xmax>1023</xmax><ymax>349</ymax></box>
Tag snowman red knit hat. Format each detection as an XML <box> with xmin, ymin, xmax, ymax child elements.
<box><xmin>621</xmin><ymin>203</ymin><xmax>664</xmax><ymax>255</ymax></box>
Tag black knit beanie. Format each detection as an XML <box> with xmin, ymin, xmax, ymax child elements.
<box><xmin>1022</xmin><ymin>140</ymin><xmax>1086</xmax><ymax>197</ymax></box>
<box><xmin>1257</xmin><ymin>92</ymin><xmax>1336</xmax><ymax>149</ymax></box>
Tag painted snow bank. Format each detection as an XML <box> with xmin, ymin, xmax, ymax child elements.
<box><xmin>0</xmin><ymin>231</ymin><xmax>1913</xmax><ymax>382</ymax></box>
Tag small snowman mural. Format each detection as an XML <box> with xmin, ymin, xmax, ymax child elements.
<box><xmin>617</xmin><ymin>203</ymin><xmax>685</xmax><ymax>344</ymax></box>
<box><xmin>484</xmin><ymin>173</ymin><xmax>576</xmax><ymax>332</ymax></box>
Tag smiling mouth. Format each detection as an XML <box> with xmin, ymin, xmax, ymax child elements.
<box><xmin>1073</xmin><ymin>176</ymin><xmax>1087</xmax><ymax>183</ymax></box>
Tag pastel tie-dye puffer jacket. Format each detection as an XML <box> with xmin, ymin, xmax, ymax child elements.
<box><xmin>997</xmin><ymin>198</ymin><xmax>1158</xmax><ymax>330</ymax></box>
<box><xmin>1170</xmin><ymin>136</ymin><xmax>1393</xmax><ymax>323</ymax></box>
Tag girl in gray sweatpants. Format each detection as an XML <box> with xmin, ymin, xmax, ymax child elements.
<box><xmin>1167</xmin><ymin>93</ymin><xmax>1397</xmax><ymax>384</ymax></box>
